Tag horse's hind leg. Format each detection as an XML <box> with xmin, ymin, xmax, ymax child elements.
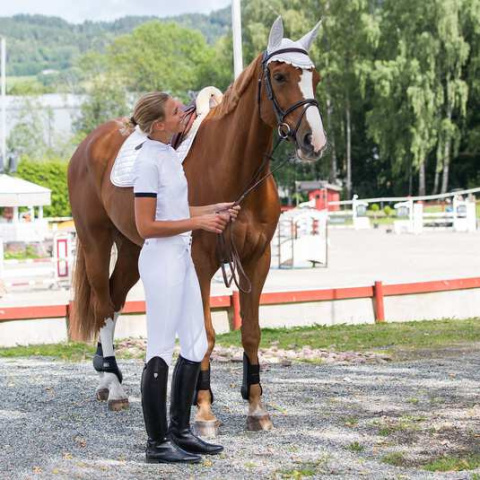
<box><xmin>94</xmin><ymin>311</ymin><xmax>128</xmax><ymax>410</ymax></box>
<box><xmin>95</xmin><ymin>236</ymin><xmax>140</xmax><ymax>411</ymax></box>
<box><xmin>80</xmin><ymin>228</ymin><xmax>127</xmax><ymax>410</ymax></box>
<box><xmin>239</xmin><ymin>247</ymin><xmax>273</xmax><ymax>431</ymax></box>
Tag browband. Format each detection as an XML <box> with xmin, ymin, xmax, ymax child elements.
<box><xmin>262</xmin><ymin>48</ymin><xmax>310</xmax><ymax>65</ymax></box>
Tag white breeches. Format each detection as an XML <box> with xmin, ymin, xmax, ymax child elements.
<box><xmin>138</xmin><ymin>236</ymin><xmax>208</xmax><ymax>366</ymax></box>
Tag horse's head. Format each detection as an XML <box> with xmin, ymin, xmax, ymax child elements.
<box><xmin>259</xmin><ymin>17</ymin><xmax>327</xmax><ymax>162</ymax></box>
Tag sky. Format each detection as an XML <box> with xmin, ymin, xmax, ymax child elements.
<box><xmin>0</xmin><ymin>0</ymin><xmax>232</xmax><ymax>23</ymax></box>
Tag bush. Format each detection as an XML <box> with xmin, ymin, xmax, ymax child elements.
<box><xmin>384</xmin><ymin>206</ymin><xmax>393</xmax><ymax>217</ymax></box>
<box><xmin>16</xmin><ymin>157</ymin><xmax>71</xmax><ymax>217</ymax></box>
<box><xmin>370</xmin><ymin>203</ymin><xmax>380</xmax><ymax>212</ymax></box>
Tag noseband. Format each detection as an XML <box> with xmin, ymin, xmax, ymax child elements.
<box><xmin>218</xmin><ymin>49</ymin><xmax>321</xmax><ymax>294</ymax></box>
<box><xmin>257</xmin><ymin>48</ymin><xmax>320</xmax><ymax>141</ymax></box>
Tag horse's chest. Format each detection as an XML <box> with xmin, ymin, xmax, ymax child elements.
<box><xmin>236</xmin><ymin>216</ymin><xmax>276</xmax><ymax>256</ymax></box>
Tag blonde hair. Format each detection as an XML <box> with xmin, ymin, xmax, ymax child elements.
<box><xmin>130</xmin><ymin>92</ymin><xmax>171</xmax><ymax>135</ymax></box>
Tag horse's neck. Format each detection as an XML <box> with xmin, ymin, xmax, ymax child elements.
<box><xmin>217</xmin><ymin>84</ymin><xmax>273</xmax><ymax>195</ymax></box>
<box><xmin>192</xmin><ymin>61</ymin><xmax>272</xmax><ymax>188</ymax></box>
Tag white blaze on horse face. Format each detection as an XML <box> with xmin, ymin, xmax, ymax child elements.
<box><xmin>299</xmin><ymin>70</ymin><xmax>326</xmax><ymax>153</ymax></box>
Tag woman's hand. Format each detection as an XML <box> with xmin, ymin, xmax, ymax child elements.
<box><xmin>213</xmin><ymin>202</ymin><xmax>241</xmax><ymax>222</ymax></box>
<box><xmin>195</xmin><ymin>213</ymin><xmax>229</xmax><ymax>234</ymax></box>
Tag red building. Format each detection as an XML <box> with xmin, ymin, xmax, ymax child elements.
<box><xmin>295</xmin><ymin>181</ymin><xmax>342</xmax><ymax>211</ymax></box>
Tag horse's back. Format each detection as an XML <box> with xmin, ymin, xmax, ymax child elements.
<box><xmin>68</xmin><ymin>119</ymin><xmax>134</xmax><ymax>234</ymax></box>
<box><xmin>69</xmin><ymin>120</ymin><xmax>129</xmax><ymax>190</ymax></box>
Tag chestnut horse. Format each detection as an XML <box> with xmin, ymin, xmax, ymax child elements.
<box><xmin>68</xmin><ymin>17</ymin><xmax>326</xmax><ymax>434</ymax></box>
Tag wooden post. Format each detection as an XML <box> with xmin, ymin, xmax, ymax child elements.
<box><xmin>374</xmin><ymin>280</ymin><xmax>385</xmax><ymax>322</ymax></box>
<box><xmin>232</xmin><ymin>290</ymin><xmax>242</xmax><ymax>330</ymax></box>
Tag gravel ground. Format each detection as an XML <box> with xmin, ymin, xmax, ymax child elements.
<box><xmin>1</xmin><ymin>351</ymin><xmax>480</xmax><ymax>480</ymax></box>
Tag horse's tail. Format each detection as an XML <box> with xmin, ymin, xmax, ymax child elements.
<box><xmin>69</xmin><ymin>241</ymin><xmax>95</xmax><ymax>342</ymax></box>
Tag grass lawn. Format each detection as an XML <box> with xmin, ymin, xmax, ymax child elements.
<box><xmin>215</xmin><ymin>317</ymin><xmax>480</xmax><ymax>353</ymax></box>
<box><xmin>0</xmin><ymin>318</ymin><xmax>479</xmax><ymax>361</ymax></box>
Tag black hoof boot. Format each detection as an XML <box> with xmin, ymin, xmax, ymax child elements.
<box><xmin>193</xmin><ymin>362</ymin><xmax>215</xmax><ymax>405</ymax></box>
<box><xmin>93</xmin><ymin>343</ymin><xmax>123</xmax><ymax>383</ymax></box>
<box><xmin>142</xmin><ymin>356</ymin><xmax>201</xmax><ymax>464</ymax></box>
<box><xmin>241</xmin><ymin>352</ymin><xmax>262</xmax><ymax>400</ymax></box>
<box><xmin>169</xmin><ymin>355</ymin><xmax>224</xmax><ymax>455</ymax></box>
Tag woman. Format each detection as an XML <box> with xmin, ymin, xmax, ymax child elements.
<box><xmin>132</xmin><ymin>92</ymin><xmax>239</xmax><ymax>464</ymax></box>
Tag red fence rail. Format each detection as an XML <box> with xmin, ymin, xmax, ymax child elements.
<box><xmin>1</xmin><ymin>276</ymin><xmax>480</xmax><ymax>329</ymax></box>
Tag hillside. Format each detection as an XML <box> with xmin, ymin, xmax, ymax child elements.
<box><xmin>0</xmin><ymin>9</ymin><xmax>231</xmax><ymax>76</ymax></box>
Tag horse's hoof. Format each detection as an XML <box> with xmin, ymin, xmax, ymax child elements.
<box><xmin>96</xmin><ymin>388</ymin><xmax>109</xmax><ymax>401</ymax></box>
<box><xmin>108</xmin><ymin>398</ymin><xmax>129</xmax><ymax>411</ymax></box>
<box><xmin>246</xmin><ymin>414</ymin><xmax>273</xmax><ymax>431</ymax></box>
<box><xmin>193</xmin><ymin>419</ymin><xmax>221</xmax><ymax>437</ymax></box>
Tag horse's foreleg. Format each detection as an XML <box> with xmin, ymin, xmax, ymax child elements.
<box><xmin>239</xmin><ymin>248</ymin><xmax>273</xmax><ymax>431</ymax></box>
<box><xmin>193</xmin><ymin>262</ymin><xmax>221</xmax><ymax>437</ymax></box>
<box><xmin>80</xmin><ymin>232</ymin><xmax>127</xmax><ymax>410</ymax></box>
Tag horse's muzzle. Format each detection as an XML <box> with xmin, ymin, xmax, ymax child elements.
<box><xmin>296</xmin><ymin>131</ymin><xmax>327</xmax><ymax>162</ymax></box>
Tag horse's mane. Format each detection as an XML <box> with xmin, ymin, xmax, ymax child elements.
<box><xmin>209</xmin><ymin>54</ymin><xmax>262</xmax><ymax>120</ymax></box>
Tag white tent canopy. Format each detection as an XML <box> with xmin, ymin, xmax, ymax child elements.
<box><xmin>0</xmin><ymin>174</ymin><xmax>51</xmax><ymax>207</ymax></box>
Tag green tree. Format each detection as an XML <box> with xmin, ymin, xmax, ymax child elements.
<box><xmin>73</xmin><ymin>52</ymin><xmax>128</xmax><ymax>137</ymax></box>
<box><xmin>433</xmin><ymin>0</ymin><xmax>469</xmax><ymax>194</ymax></box>
<box><xmin>107</xmin><ymin>21</ymin><xmax>220</xmax><ymax>98</ymax></box>
<box><xmin>367</xmin><ymin>0</ymin><xmax>470</xmax><ymax>195</ymax></box>
<box><xmin>16</xmin><ymin>157</ymin><xmax>71</xmax><ymax>217</ymax></box>
<box><xmin>7</xmin><ymin>97</ymin><xmax>50</xmax><ymax>160</ymax></box>
<box><xmin>367</xmin><ymin>21</ymin><xmax>438</xmax><ymax>195</ymax></box>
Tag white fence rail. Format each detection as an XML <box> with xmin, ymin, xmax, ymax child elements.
<box><xmin>328</xmin><ymin>189</ymin><xmax>479</xmax><ymax>233</ymax></box>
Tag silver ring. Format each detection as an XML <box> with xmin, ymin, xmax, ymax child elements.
<box><xmin>278</xmin><ymin>123</ymin><xmax>291</xmax><ymax>139</ymax></box>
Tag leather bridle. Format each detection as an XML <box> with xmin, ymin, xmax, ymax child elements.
<box><xmin>218</xmin><ymin>48</ymin><xmax>321</xmax><ymax>293</ymax></box>
<box><xmin>258</xmin><ymin>48</ymin><xmax>320</xmax><ymax>141</ymax></box>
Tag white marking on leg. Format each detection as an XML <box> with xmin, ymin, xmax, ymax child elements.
<box><xmin>95</xmin><ymin>372</ymin><xmax>109</xmax><ymax>401</ymax></box>
<box><xmin>99</xmin><ymin>316</ymin><xmax>116</xmax><ymax>357</ymax></box>
<box><xmin>96</xmin><ymin>371</ymin><xmax>105</xmax><ymax>392</ymax></box>
<box><xmin>299</xmin><ymin>70</ymin><xmax>326</xmax><ymax>152</ymax></box>
<box><xmin>103</xmin><ymin>372</ymin><xmax>128</xmax><ymax>402</ymax></box>
<box><xmin>113</xmin><ymin>311</ymin><xmax>120</xmax><ymax>330</ymax></box>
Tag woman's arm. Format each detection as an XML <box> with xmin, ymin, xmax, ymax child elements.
<box><xmin>135</xmin><ymin>197</ymin><xmax>228</xmax><ymax>239</ymax></box>
<box><xmin>190</xmin><ymin>202</ymin><xmax>241</xmax><ymax>220</ymax></box>
<box><xmin>189</xmin><ymin>205</ymin><xmax>213</xmax><ymax>217</ymax></box>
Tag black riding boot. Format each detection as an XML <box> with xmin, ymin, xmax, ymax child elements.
<box><xmin>169</xmin><ymin>355</ymin><xmax>224</xmax><ymax>455</ymax></box>
<box><xmin>141</xmin><ymin>356</ymin><xmax>201</xmax><ymax>464</ymax></box>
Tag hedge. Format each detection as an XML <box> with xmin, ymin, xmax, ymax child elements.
<box><xmin>16</xmin><ymin>157</ymin><xmax>71</xmax><ymax>217</ymax></box>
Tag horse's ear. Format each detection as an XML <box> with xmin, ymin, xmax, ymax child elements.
<box><xmin>297</xmin><ymin>20</ymin><xmax>322</xmax><ymax>51</ymax></box>
<box><xmin>268</xmin><ymin>16</ymin><xmax>284</xmax><ymax>51</ymax></box>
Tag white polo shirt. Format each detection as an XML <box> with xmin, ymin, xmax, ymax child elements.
<box><xmin>133</xmin><ymin>138</ymin><xmax>191</xmax><ymax>237</ymax></box>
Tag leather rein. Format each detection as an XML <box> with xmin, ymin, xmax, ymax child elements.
<box><xmin>217</xmin><ymin>48</ymin><xmax>320</xmax><ymax>294</ymax></box>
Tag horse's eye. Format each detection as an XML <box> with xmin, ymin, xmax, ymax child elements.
<box><xmin>273</xmin><ymin>73</ymin><xmax>286</xmax><ymax>83</ymax></box>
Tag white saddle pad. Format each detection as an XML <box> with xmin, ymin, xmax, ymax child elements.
<box><xmin>110</xmin><ymin>86</ymin><xmax>223</xmax><ymax>188</ymax></box>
